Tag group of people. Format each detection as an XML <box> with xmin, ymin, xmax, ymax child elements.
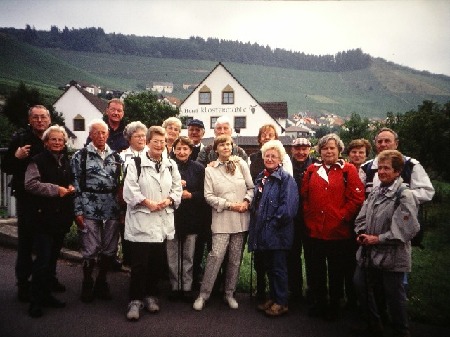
<box><xmin>2</xmin><ymin>100</ymin><xmax>434</xmax><ymax>337</ymax></box>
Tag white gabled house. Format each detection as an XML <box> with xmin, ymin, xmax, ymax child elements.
<box><xmin>53</xmin><ymin>84</ymin><xmax>108</xmax><ymax>149</ymax></box>
<box><xmin>178</xmin><ymin>63</ymin><xmax>286</xmax><ymax>139</ymax></box>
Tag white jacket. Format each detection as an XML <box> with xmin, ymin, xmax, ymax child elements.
<box><xmin>123</xmin><ymin>155</ymin><xmax>182</xmax><ymax>242</ymax></box>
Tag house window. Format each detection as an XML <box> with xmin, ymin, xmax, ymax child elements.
<box><xmin>234</xmin><ymin>116</ymin><xmax>246</xmax><ymax>130</ymax></box>
<box><xmin>210</xmin><ymin>116</ymin><xmax>219</xmax><ymax>129</ymax></box>
<box><xmin>222</xmin><ymin>85</ymin><xmax>234</xmax><ymax>104</ymax></box>
<box><xmin>199</xmin><ymin>85</ymin><xmax>211</xmax><ymax>105</ymax></box>
<box><xmin>73</xmin><ymin>114</ymin><xmax>85</xmax><ymax>131</ymax></box>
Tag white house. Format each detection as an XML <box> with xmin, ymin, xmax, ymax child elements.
<box><xmin>53</xmin><ymin>84</ymin><xmax>108</xmax><ymax>149</ymax></box>
<box><xmin>178</xmin><ymin>63</ymin><xmax>285</xmax><ymax>138</ymax></box>
<box><xmin>148</xmin><ymin>82</ymin><xmax>174</xmax><ymax>94</ymax></box>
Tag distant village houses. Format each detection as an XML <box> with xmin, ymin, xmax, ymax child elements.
<box><xmin>148</xmin><ymin>82</ymin><xmax>174</xmax><ymax>94</ymax></box>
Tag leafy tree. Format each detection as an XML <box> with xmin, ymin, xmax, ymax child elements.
<box><xmin>123</xmin><ymin>91</ymin><xmax>178</xmax><ymax>127</ymax></box>
<box><xmin>2</xmin><ymin>82</ymin><xmax>64</xmax><ymax>129</ymax></box>
<box><xmin>393</xmin><ymin>100</ymin><xmax>450</xmax><ymax>180</ymax></box>
<box><xmin>339</xmin><ymin>112</ymin><xmax>372</xmax><ymax>145</ymax></box>
<box><xmin>0</xmin><ymin>113</ymin><xmax>16</xmax><ymax>147</ymax></box>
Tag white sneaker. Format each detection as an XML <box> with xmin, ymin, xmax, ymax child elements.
<box><xmin>144</xmin><ymin>296</ymin><xmax>160</xmax><ymax>313</ymax></box>
<box><xmin>126</xmin><ymin>300</ymin><xmax>143</xmax><ymax>321</ymax></box>
<box><xmin>224</xmin><ymin>296</ymin><xmax>238</xmax><ymax>309</ymax></box>
<box><xmin>193</xmin><ymin>297</ymin><xmax>205</xmax><ymax>311</ymax></box>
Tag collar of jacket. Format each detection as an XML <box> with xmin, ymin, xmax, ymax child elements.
<box><xmin>313</xmin><ymin>158</ymin><xmax>346</xmax><ymax>169</ymax></box>
<box><xmin>380</xmin><ymin>177</ymin><xmax>404</xmax><ymax>198</ymax></box>
<box><xmin>210</xmin><ymin>155</ymin><xmax>240</xmax><ymax>168</ymax></box>
<box><xmin>86</xmin><ymin>142</ymin><xmax>113</xmax><ymax>156</ymax></box>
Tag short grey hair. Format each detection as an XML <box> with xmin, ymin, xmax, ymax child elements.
<box><xmin>88</xmin><ymin>119</ymin><xmax>108</xmax><ymax>133</ymax></box>
<box><xmin>316</xmin><ymin>133</ymin><xmax>345</xmax><ymax>154</ymax></box>
<box><xmin>261</xmin><ymin>139</ymin><xmax>286</xmax><ymax>162</ymax></box>
<box><xmin>42</xmin><ymin>124</ymin><xmax>68</xmax><ymax>143</ymax></box>
<box><xmin>162</xmin><ymin>117</ymin><xmax>182</xmax><ymax>130</ymax></box>
<box><xmin>214</xmin><ymin>115</ymin><xmax>231</xmax><ymax>128</ymax></box>
<box><xmin>28</xmin><ymin>105</ymin><xmax>50</xmax><ymax>117</ymax></box>
<box><xmin>123</xmin><ymin>121</ymin><xmax>148</xmax><ymax>141</ymax></box>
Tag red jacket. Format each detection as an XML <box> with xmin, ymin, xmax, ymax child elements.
<box><xmin>301</xmin><ymin>160</ymin><xmax>364</xmax><ymax>240</ymax></box>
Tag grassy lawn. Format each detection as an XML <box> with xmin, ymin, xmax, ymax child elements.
<box><xmin>407</xmin><ymin>181</ymin><xmax>450</xmax><ymax>326</ymax></box>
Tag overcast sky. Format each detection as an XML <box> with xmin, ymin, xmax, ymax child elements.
<box><xmin>1</xmin><ymin>0</ymin><xmax>449</xmax><ymax>76</ymax></box>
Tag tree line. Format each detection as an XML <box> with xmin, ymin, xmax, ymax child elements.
<box><xmin>0</xmin><ymin>25</ymin><xmax>371</xmax><ymax>72</ymax></box>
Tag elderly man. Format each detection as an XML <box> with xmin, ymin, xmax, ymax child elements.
<box><xmin>86</xmin><ymin>99</ymin><xmax>128</xmax><ymax>271</ymax></box>
<box><xmin>288</xmin><ymin>138</ymin><xmax>315</xmax><ymax>303</ymax></box>
<box><xmin>1</xmin><ymin>105</ymin><xmax>55</xmax><ymax>302</ymax></box>
<box><xmin>361</xmin><ymin>128</ymin><xmax>434</xmax><ymax>203</ymax></box>
<box><xmin>86</xmin><ymin>98</ymin><xmax>128</xmax><ymax>152</ymax></box>
<box><xmin>196</xmin><ymin>116</ymin><xmax>248</xmax><ymax>167</ymax></box>
<box><xmin>187</xmin><ymin>119</ymin><xmax>206</xmax><ymax>161</ymax></box>
<box><xmin>72</xmin><ymin>119</ymin><xmax>123</xmax><ymax>303</ymax></box>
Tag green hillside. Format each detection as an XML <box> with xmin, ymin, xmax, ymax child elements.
<box><xmin>1</xmin><ymin>33</ymin><xmax>449</xmax><ymax>118</ymax></box>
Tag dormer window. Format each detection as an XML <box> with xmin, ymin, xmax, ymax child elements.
<box><xmin>199</xmin><ymin>85</ymin><xmax>211</xmax><ymax>105</ymax></box>
<box><xmin>73</xmin><ymin>114</ymin><xmax>85</xmax><ymax>131</ymax></box>
<box><xmin>222</xmin><ymin>85</ymin><xmax>234</xmax><ymax>104</ymax></box>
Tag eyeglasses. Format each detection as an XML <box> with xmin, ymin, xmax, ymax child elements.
<box><xmin>264</xmin><ymin>154</ymin><xmax>280</xmax><ymax>160</ymax></box>
<box><xmin>31</xmin><ymin>115</ymin><xmax>49</xmax><ymax>121</ymax></box>
<box><xmin>150</xmin><ymin>140</ymin><xmax>165</xmax><ymax>145</ymax></box>
<box><xmin>132</xmin><ymin>134</ymin><xmax>146</xmax><ymax>139</ymax></box>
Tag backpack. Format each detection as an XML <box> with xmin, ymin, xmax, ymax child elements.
<box><xmin>393</xmin><ymin>185</ymin><xmax>425</xmax><ymax>249</ymax></box>
<box><xmin>363</xmin><ymin>158</ymin><xmax>425</xmax><ymax>249</ymax></box>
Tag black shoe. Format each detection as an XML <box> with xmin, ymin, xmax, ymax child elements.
<box><xmin>182</xmin><ymin>291</ymin><xmax>194</xmax><ymax>302</ymax></box>
<box><xmin>28</xmin><ymin>302</ymin><xmax>43</xmax><ymax>318</ymax></box>
<box><xmin>111</xmin><ymin>259</ymin><xmax>123</xmax><ymax>272</ymax></box>
<box><xmin>168</xmin><ymin>290</ymin><xmax>181</xmax><ymax>301</ymax></box>
<box><xmin>308</xmin><ymin>304</ymin><xmax>326</xmax><ymax>318</ymax></box>
<box><xmin>42</xmin><ymin>295</ymin><xmax>66</xmax><ymax>308</ymax></box>
<box><xmin>94</xmin><ymin>281</ymin><xmax>112</xmax><ymax>300</ymax></box>
<box><xmin>80</xmin><ymin>279</ymin><xmax>95</xmax><ymax>303</ymax></box>
<box><xmin>51</xmin><ymin>278</ymin><xmax>66</xmax><ymax>293</ymax></box>
<box><xmin>17</xmin><ymin>282</ymin><xmax>30</xmax><ymax>303</ymax></box>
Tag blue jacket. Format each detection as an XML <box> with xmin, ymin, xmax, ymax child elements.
<box><xmin>248</xmin><ymin>167</ymin><xmax>299</xmax><ymax>251</ymax></box>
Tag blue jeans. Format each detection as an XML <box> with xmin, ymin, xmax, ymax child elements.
<box><xmin>263</xmin><ymin>250</ymin><xmax>289</xmax><ymax>306</ymax></box>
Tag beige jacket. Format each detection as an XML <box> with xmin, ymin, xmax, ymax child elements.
<box><xmin>204</xmin><ymin>157</ymin><xmax>254</xmax><ymax>234</ymax></box>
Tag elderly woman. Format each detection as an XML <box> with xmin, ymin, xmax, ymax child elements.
<box><xmin>193</xmin><ymin>135</ymin><xmax>254</xmax><ymax>311</ymax></box>
<box><xmin>166</xmin><ymin>136</ymin><xmax>206</xmax><ymax>301</ymax></box>
<box><xmin>162</xmin><ymin>116</ymin><xmax>182</xmax><ymax>158</ymax></box>
<box><xmin>24</xmin><ymin>125</ymin><xmax>75</xmax><ymax>317</ymax></box>
<box><xmin>249</xmin><ymin>124</ymin><xmax>293</xmax><ymax>300</ymax></box>
<box><xmin>123</xmin><ymin>126</ymin><xmax>182</xmax><ymax>321</ymax></box>
<box><xmin>118</xmin><ymin>121</ymin><xmax>149</xmax><ymax>266</ymax></box>
<box><xmin>248</xmin><ymin>140</ymin><xmax>299</xmax><ymax>317</ymax></box>
<box><xmin>353</xmin><ymin>150</ymin><xmax>419</xmax><ymax>337</ymax></box>
<box><xmin>301</xmin><ymin>133</ymin><xmax>364</xmax><ymax>320</ymax></box>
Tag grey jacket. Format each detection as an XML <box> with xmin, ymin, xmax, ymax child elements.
<box><xmin>354</xmin><ymin>177</ymin><xmax>420</xmax><ymax>272</ymax></box>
